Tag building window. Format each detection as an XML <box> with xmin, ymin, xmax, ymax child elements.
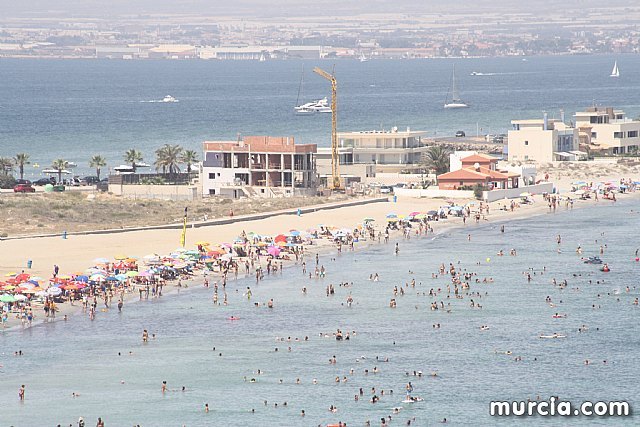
<box><xmin>628</xmin><ymin>131</ymin><xmax>638</xmax><ymax>138</ymax></box>
<box><xmin>524</xmin><ymin>155</ymin><xmax>529</xmax><ymax>160</ymax></box>
<box><xmin>524</xmin><ymin>140</ymin><xmax>529</xmax><ymax>146</ymax></box>
<box><xmin>614</xmin><ymin>131</ymin><xmax>624</xmax><ymax>139</ymax></box>
<box><xmin>209</xmin><ymin>189</ymin><xmax>216</xmax><ymax>195</ymax></box>
<box><xmin>208</xmin><ymin>173</ymin><xmax>215</xmax><ymax>179</ymax></box>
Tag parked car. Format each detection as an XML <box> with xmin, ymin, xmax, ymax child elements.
<box><xmin>380</xmin><ymin>185</ymin><xmax>393</xmax><ymax>194</ymax></box>
<box><xmin>455</xmin><ymin>130</ymin><xmax>466</xmax><ymax>137</ymax></box>
<box><xmin>33</xmin><ymin>177</ymin><xmax>55</xmax><ymax>186</ymax></box>
<box><xmin>81</xmin><ymin>176</ymin><xmax>100</xmax><ymax>185</ymax></box>
<box><xmin>14</xmin><ymin>183</ymin><xmax>36</xmax><ymax>193</ymax></box>
<box><xmin>15</xmin><ymin>179</ymin><xmax>32</xmax><ymax>186</ymax></box>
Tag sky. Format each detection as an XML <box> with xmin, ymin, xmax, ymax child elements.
<box><xmin>0</xmin><ymin>0</ymin><xmax>635</xmax><ymax>18</ymax></box>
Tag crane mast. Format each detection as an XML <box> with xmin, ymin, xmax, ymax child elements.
<box><xmin>312</xmin><ymin>66</ymin><xmax>341</xmax><ymax>190</ymax></box>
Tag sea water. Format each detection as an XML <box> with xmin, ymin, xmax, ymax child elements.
<box><xmin>1</xmin><ymin>199</ymin><xmax>639</xmax><ymax>426</ymax></box>
<box><xmin>1</xmin><ymin>55</ymin><xmax>640</xmax><ymax>176</ymax></box>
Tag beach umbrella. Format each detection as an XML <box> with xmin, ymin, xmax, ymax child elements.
<box><xmin>93</xmin><ymin>258</ymin><xmax>110</xmax><ymax>264</ymax></box>
<box><xmin>15</xmin><ymin>273</ymin><xmax>30</xmax><ymax>282</ymax></box>
<box><xmin>519</xmin><ymin>192</ymin><xmax>531</xmax><ymax>197</ymax></box>
<box><xmin>386</xmin><ymin>213</ymin><xmax>398</xmax><ymax>218</ymax></box>
<box><xmin>115</xmin><ymin>274</ymin><xmax>128</xmax><ymax>281</ymax></box>
<box><xmin>408</xmin><ymin>211</ymin><xmax>420</xmax><ymax>217</ymax></box>
<box><xmin>89</xmin><ymin>274</ymin><xmax>105</xmax><ymax>282</ymax></box>
<box><xmin>450</xmin><ymin>206</ymin><xmax>464</xmax><ymax>211</ymax></box>
<box><xmin>363</xmin><ymin>217</ymin><xmax>375</xmax><ymax>222</ymax></box>
<box><xmin>75</xmin><ymin>275</ymin><xmax>89</xmax><ymax>283</ymax></box>
<box><xmin>137</xmin><ymin>271</ymin><xmax>153</xmax><ymax>277</ymax></box>
<box><xmin>195</xmin><ymin>241</ymin><xmax>210</xmax><ymax>246</ymax></box>
<box><xmin>114</xmin><ymin>254</ymin><xmax>128</xmax><ymax>260</ymax></box>
<box><xmin>219</xmin><ymin>253</ymin><xmax>233</xmax><ymax>261</ymax></box>
<box><xmin>267</xmin><ymin>246</ymin><xmax>281</xmax><ymax>257</ymax></box>
<box><xmin>125</xmin><ymin>271</ymin><xmax>139</xmax><ymax>277</ymax></box>
<box><xmin>289</xmin><ymin>230</ymin><xmax>301</xmax><ymax>236</ymax></box>
<box><xmin>13</xmin><ymin>294</ymin><xmax>28</xmax><ymax>301</ymax></box>
<box><xmin>4</xmin><ymin>272</ymin><xmax>17</xmax><ymax>277</ymax></box>
<box><xmin>0</xmin><ymin>294</ymin><xmax>16</xmax><ymax>303</ymax></box>
<box><xmin>574</xmin><ymin>190</ymin><xmax>585</xmax><ymax>195</ymax></box>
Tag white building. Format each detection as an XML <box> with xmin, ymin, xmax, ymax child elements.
<box><xmin>316</xmin><ymin>128</ymin><xmax>429</xmax><ymax>182</ymax></box>
<box><xmin>574</xmin><ymin>107</ymin><xmax>640</xmax><ymax>154</ymax></box>
<box><xmin>508</xmin><ymin>113</ymin><xmax>582</xmax><ymax>162</ymax></box>
<box><xmin>201</xmin><ymin>136</ymin><xmax>317</xmax><ymax>198</ymax></box>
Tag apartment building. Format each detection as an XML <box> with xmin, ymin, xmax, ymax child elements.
<box><xmin>507</xmin><ymin>113</ymin><xmax>582</xmax><ymax>162</ymax></box>
<box><xmin>574</xmin><ymin>107</ymin><xmax>640</xmax><ymax>154</ymax></box>
<box><xmin>202</xmin><ymin>136</ymin><xmax>316</xmax><ymax>198</ymax></box>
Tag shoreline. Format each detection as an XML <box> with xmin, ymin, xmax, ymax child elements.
<box><xmin>3</xmin><ymin>188</ymin><xmax>635</xmax><ymax>333</ymax></box>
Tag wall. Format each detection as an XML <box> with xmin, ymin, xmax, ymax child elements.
<box><xmin>394</xmin><ymin>188</ymin><xmax>474</xmax><ymax>199</ymax></box>
<box><xmin>508</xmin><ymin>129</ymin><xmax>554</xmax><ymax>163</ymax></box>
<box><xmin>109</xmin><ymin>184</ymin><xmax>199</xmax><ymax>201</ymax></box>
<box><xmin>483</xmin><ymin>182</ymin><xmax>554</xmax><ymax>203</ymax></box>
<box><xmin>370</xmin><ymin>173</ymin><xmax>435</xmax><ymax>185</ymax></box>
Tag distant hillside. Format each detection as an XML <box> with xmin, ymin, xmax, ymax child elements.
<box><xmin>1</xmin><ymin>0</ymin><xmax>637</xmax><ymax>18</ymax></box>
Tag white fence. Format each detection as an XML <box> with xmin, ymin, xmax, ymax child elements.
<box><xmin>394</xmin><ymin>188</ymin><xmax>474</xmax><ymax>199</ymax></box>
<box><xmin>483</xmin><ymin>182</ymin><xmax>554</xmax><ymax>203</ymax></box>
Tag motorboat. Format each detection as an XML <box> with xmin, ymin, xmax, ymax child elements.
<box><xmin>583</xmin><ymin>256</ymin><xmax>603</xmax><ymax>265</ymax></box>
<box><xmin>295</xmin><ymin>97</ymin><xmax>332</xmax><ymax>114</ymax></box>
<box><xmin>162</xmin><ymin>95</ymin><xmax>179</xmax><ymax>103</ymax></box>
<box><xmin>294</xmin><ymin>65</ymin><xmax>332</xmax><ymax>114</ymax></box>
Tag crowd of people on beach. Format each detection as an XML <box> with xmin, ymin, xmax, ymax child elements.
<box><xmin>4</xmin><ymin>185</ymin><xmax>639</xmax><ymax>426</ymax></box>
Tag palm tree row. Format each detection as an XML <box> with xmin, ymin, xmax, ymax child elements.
<box><xmin>1</xmin><ymin>145</ymin><xmax>200</xmax><ymax>181</ymax></box>
<box><xmin>123</xmin><ymin>145</ymin><xmax>199</xmax><ymax>175</ymax></box>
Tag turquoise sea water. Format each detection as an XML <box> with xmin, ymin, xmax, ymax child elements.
<box><xmin>1</xmin><ymin>55</ymin><xmax>640</xmax><ymax>177</ymax></box>
<box><xmin>1</xmin><ymin>199</ymin><xmax>639</xmax><ymax>426</ymax></box>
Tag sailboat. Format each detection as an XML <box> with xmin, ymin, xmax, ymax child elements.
<box><xmin>359</xmin><ymin>52</ymin><xmax>369</xmax><ymax>62</ymax></box>
<box><xmin>259</xmin><ymin>53</ymin><xmax>266</xmax><ymax>62</ymax></box>
<box><xmin>610</xmin><ymin>60</ymin><xmax>620</xmax><ymax>78</ymax></box>
<box><xmin>444</xmin><ymin>64</ymin><xmax>469</xmax><ymax>109</ymax></box>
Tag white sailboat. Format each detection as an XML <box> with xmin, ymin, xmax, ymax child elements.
<box><xmin>444</xmin><ymin>64</ymin><xmax>469</xmax><ymax>109</ymax></box>
<box><xmin>610</xmin><ymin>60</ymin><xmax>620</xmax><ymax>77</ymax></box>
<box><xmin>359</xmin><ymin>52</ymin><xmax>369</xmax><ymax>62</ymax></box>
<box><xmin>259</xmin><ymin>52</ymin><xmax>266</xmax><ymax>62</ymax></box>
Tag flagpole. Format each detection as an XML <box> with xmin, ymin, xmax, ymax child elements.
<box><xmin>180</xmin><ymin>207</ymin><xmax>188</xmax><ymax>248</ymax></box>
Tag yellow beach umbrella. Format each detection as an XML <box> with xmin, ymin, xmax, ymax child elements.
<box><xmin>114</xmin><ymin>254</ymin><xmax>128</xmax><ymax>260</ymax></box>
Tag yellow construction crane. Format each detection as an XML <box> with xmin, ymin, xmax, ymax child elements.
<box><xmin>313</xmin><ymin>66</ymin><xmax>341</xmax><ymax>190</ymax></box>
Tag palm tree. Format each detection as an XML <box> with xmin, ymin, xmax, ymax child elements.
<box><xmin>180</xmin><ymin>149</ymin><xmax>199</xmax><ymax>173</ymax></box>
<box><xmin>89</xmin><ymin>155</ymin><xmax>107</xmax><ymax>180</ymax></box>
<box><xmin>51</xmin><ymin>159</ymin><xmax>68</xmax><ymax>184</ymax></box>
<box><xmin>154</xmin><ymin>144</ymin><xmax>183</xmax><ymax>176</ymax></box>
<box><xmin>422</xmin><ymin>145</ymin><xmax>451</xmax><ymax>175</ymax></box>
<box><xmin>14</xmin><ymin>153</ymin><xmax>30</xmax><ymax>180</ymax></box>
<box><xmin>124</xmin><ymin>149</ymin><xmax>143</xmax><ymax>173</ymax></box>
<box><xmin>0</xmin><ymin>157</ymin><xmax>13</xmax><ymax>176</ymax></box>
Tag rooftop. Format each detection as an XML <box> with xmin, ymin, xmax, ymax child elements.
<box><xmin>203</xmin><ymin>136</ymin><xmax>316</xmax><ymax>154</ymax></box>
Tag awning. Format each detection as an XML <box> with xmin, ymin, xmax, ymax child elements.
<box><xmin>569</xmin><ymin>151</ymin><xmax>588</xmax><ymax>156</ymax></box>
<box><xmin>554</xmin><ymin>152</ymin><xmax>574</xmax><ymax>158</ymax></box>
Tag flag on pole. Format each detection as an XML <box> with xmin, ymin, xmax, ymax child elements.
<box><xmin>180</xmin><ymin>207</ymin><xmax>188</xmax><ymax>247</ymax></box>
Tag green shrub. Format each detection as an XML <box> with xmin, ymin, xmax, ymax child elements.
<box><xmin>0</xmin><ymin>175</ymin><xmax>16</xmax><ymax>189</ymax></box>
<box><xmin>473</xmin><ymin>184</ymin><xmax>485</xmax><ymax>200</ymax></box>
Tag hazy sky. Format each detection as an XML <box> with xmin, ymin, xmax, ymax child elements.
<box><xmin>0</xmin><ymin>0</ymin><xmax>635</xmax><ymax>18</ymax></box>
